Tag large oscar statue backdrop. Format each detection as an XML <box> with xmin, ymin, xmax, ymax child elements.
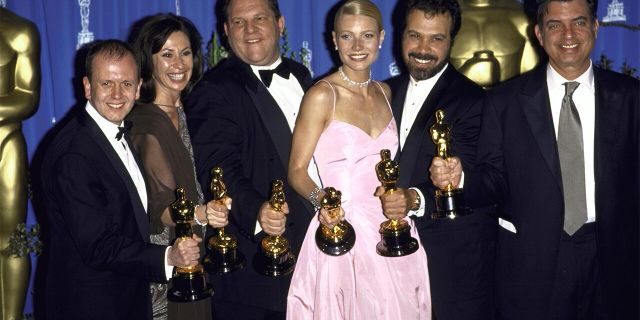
<box><xmin>0</xmin><ymin>0</ymin><xmax>636</xmax><ymax>317</ymax></box>
<box><xmin>0</xmin><ymin>7</ymin><xmax>40</xmax><ymax>320</ymax></box>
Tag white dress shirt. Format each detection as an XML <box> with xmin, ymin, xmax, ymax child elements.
<box><xmin>86</xmin><ymin>103</ymin><xmax>175</xmax><ymax>279</ymax></box>
<box><xmin>85</xmin><ymin>102</ymin><xmax>148</xmax><ymax>211</ymax></box>
<box><xmin>251</xmin><ymin>58</ymin><xmax>322</xmax><ymax>234</ymax></box>
<box><xmin>400</xmin><ymin>64</ymin><xmax>449</xmax><ymax>218</ymax></box>
<box><xmin>400</xmin><ymin>64</ymin><xmax>448</xmax><ymax>150</ymax></box>
<box><xmin>546</xmin><ymin>62</ymin><xmax>596</xmax><ymax>223</ymax></box>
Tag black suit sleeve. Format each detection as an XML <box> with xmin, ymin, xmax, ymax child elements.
<box><xmin>51</xmin><ymin>153</ymin><xmax>167</xmax><ymax>282</ymax></box>
<box><xmin>465</xmin><ymin>92</ymin><xmax>508</xmax><ymax>209</ymax></box>
<box><xmin>414</xmin><ymin>86</ymin><xmax>485</xmax><ymax>214</ymax></box>
<box><xmin>187</xmin><ymin>81</ymin><xmax>265</xmax><ymax>237</ymax></box>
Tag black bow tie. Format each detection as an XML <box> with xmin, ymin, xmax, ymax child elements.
<box><xmin>115</xmin><ymin>121</ymin><xmax>132</xmax><ymax>141</ymax></box>
<box><xmin>258</xmin><ymin>62</ymin><xmax>291</xmax><ymax>87</ymax></box>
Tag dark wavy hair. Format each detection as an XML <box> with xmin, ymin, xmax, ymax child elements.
<box><xmin>536</xmin><ymin>0</ymin><xmax>598</xmax><ymax>24</ymax></box>
<box><xmin>85</xmin><ymin>39</ymin><xmax>139</xmax><ymax>81</ymax></box>
<box><xmin>222</xmin><ymin>0</ymin><xmax>281</xmax><ymax>21</ymax></box>
<box><xmin>131</xmin><ymin>13</ymin><xmax>203</xmax><ymax>103</ymax></box>
<box><xmin>406</xmin><ymin>0</ymin><xmax>462</xmax><ymax>39</ymax></box>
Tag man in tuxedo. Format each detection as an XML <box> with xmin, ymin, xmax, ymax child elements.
<box><xmin>381</xmin><ymin>1</ymin><xmax>496</xmax><ymax>319</ymax></box>
<box><xmin>40</xmin><ymin>40</ymin><xmax>201</xmax><ymax>320</ymax></box>
<box><xmin>185</xmin><ymin>0</ymin><xmax>316</xmax><ymax>318</ymax></box>
<box><xmin>432</xmin><ymin>0</ymin><xmax>639</xmax><ymax>318</ymax></box>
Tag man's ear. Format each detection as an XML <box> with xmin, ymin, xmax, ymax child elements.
<box><xmin>534</xmin><ymin>24</ymin><xmax>544</xmax><ymax>47</ymax></box>
<box><xmin>82</xmin><ymin>76</ymin><xmax>91</xmax><ymax>100</ymax></box>
<box><xmin>278</xmin><ymin>15</ymin><xmax>285</xmax><ymax>36</ymax></box>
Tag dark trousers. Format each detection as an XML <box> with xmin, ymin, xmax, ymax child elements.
<box><xmin>549</xmin><ymin>223</ymin><xmax>607</xmax><ymax>320</ymax></box>
<box><xmin>213</xmin><ymin>300</ymin><xmax>285</xmax><ymax>320</ymax></box>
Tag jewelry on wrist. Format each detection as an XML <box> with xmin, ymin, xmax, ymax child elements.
<box><xmin>194</xmin><ymin>205</ymin><xmax>208</xmax><ymax>226</ymax></box>
<box><xmin>308</xmin><ymin>186</ymin><xmax>322</xmax><ymax>211</ymax></box>
<box><xmin>411</xmin><ymin>190</ymin><xmax>421</xmax><ymax>211</ymax></box>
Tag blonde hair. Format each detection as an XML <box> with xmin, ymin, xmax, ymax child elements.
<box><xmin>334</xmin><ymin>0</ymin><xmax>383</xmax><ymax>32</ymax></box>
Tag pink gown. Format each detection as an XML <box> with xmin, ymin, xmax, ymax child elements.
<box><xmin>287</xmin><ymin>81</ymin><xmax>431</xmax><ymax>320</ymax></box>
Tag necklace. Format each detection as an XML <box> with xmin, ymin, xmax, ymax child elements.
<box><xmin>339</xmin><ymin>66</ymin><xmax>371</xmax><ymax>88</ymax></box>
<box><xmin>154</xmin><ymin>102</ymin><xmax>182</xmax><ymax>109</ymax></box>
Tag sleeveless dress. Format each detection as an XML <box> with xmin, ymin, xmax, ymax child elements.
<box><xmin>287</xmin><ymin>81</ymin><xmax>432</xmax><ymax>320</ymax></box>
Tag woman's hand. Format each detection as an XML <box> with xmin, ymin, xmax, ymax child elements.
<box><xmin>319</xmin><ymin>207</ymin><xmax>344</xmax><ymax>229</ymax></box>
<box><xmin>205</xmin><ymin>197</ymin><xmax>231</xmax><ymax>228</ymax></box>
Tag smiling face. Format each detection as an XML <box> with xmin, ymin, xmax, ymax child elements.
<box><xmin>402</xmin><ymin>9</ymin><xmax>452</xmax><ymax>81</ymax></box>
<box><xmin>152</xmin><ymin>31</ymin><xmax>193</xmax><ymax>101</ymax></box>
<box><xmin>224</xmin><ymin>0</ymin><xmax>284</xmax><ymax>66</ymax></box>
<box><xmin>333</xmin><ymin>13</ymin><xmax>384</xmax><ymax>73</ymax></box>
<box><xmin>535</xmin><ymin>0</ymin><xmax>598</xmax><ymax>80</ymax></box>
<box><xmin>83</xmin><ymin>53</ymin><xmax>141</xmax><ymax>125</ymax></box>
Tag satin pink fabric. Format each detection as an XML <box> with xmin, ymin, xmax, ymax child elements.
<box><xmin>287</xmin><ymin>117</ymin><xmax>432</xmax><ymax>320</ymax></box>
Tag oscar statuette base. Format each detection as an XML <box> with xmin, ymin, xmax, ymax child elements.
<box><xmin>315</xmin><ymin>221</ymin><xmax>356</xmax><ymax>256</ymax></box>
<box><xmin>168</xmin><ymin>265</ymin><xmax>213</xmax><ymax>302</ymax></box>
<box><xmin>256</xmin><ymin>235</ymin><xmax>296</xmax><ymax>277</ymax></box>
<box><xmin>431</xmin><ymin>188</ymin><xmax>472</xmax><ymax>220</ymax></box>
<box><xmin>376</xmin><ymin>220</ymin><xmax>419</xmax><ymax>257</ymax></box>
<box><xmin>203</xmin><ymin>244</ymin><xmax>245</xmax><ymax>275</ymax></box>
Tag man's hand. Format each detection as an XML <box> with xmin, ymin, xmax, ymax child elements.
<box><xmin>429</xmin><ymin>156</ymin><xmax>462</xmax><ymax>189</ymax></box>
<box><xmin>258</xmin><ymin>201</ymin><xmax>289</xmax><ymax>236</ymax></box>
<box><xmin>167</xmin><ymin>234</ymin><xmax>202</xmax><ymax>268</ymax></box>
<box><xmin>319</xmin><ymin>207</ymin><xmax>344</xmax><ymax>229</ymax></box>
<box><xmin>206</xmin><ymin>197</ymin><xmax>231</xmax><ymax>228</ymax></box>
<box><xmin>374</xmin><ymin>186</ymin><xmax>415</xmax><ymax>220</ymax></box>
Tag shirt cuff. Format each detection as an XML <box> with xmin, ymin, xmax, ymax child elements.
<box><xmin>459</xmin><ymin>171</ymin><xmax>465</xmax><ymax>188</ymax></box>
<box><xmin>407</xmin><ymin>187</ymin><xmax>426</xmax><ymax>218</ymax></box>
<box><xmin>255</xmin><ymin>220</ymin><xmax>262</xmax><ymax>235</ymax></box>
<box><xmin>164</xmin><ymin>246</ymin><xmax>173</xmax><ymax>281</ymax></box>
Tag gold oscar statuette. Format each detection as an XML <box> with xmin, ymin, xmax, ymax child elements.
<box><xmin>314</xmin><ymin>187</ymin><xmax>355</xmax><ymax>256</ymax></box>
<box><xmin>203</xmin><ymin>167</ymin><xmax>245</xmax><ymax>274</ymax></box>
<box><xmin>430</xmin><ymin>109</ymin><xmax>471</xmax><ymax>219</ymax></box>
<box><xmin>0</xmin><ymin>8</ymin><xmax>40</xmax><ymax>318</ymax></box>
<box><xmin>167</xmin><ymin>188</ymin><xmax>213</xmax><ymax>302</ymax></box>
<box><xmin>375</xmin><ymin>149</ymin><xmax>419</xmax><ymax>257</ymax></box>
<box><xmin>258</xmin><ymin>180</ymin><xmax>296</xmax><ymax>276</ymax></box>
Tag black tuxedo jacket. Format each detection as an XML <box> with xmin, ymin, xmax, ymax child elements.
<box><xmin>387</xmin><ymin>65</ymin><xmax>496</xmax><ymax>320</ymax></box>
<box><xmin>40</xmin><ymin>109</ymin><xmax>167</xmax><ymax>320</ymax></box>
<box><xmin>185</xmin><ymin>56</ymin><xmax>314</xmax><ymax>312</ymax></box>
<box><xmin>466</xmin><ymin>65</ymin><xmax>639</xmax><ymax>319</ymax></box>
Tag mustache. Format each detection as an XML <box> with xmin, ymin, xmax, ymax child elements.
<box><xmin>408</xmin><ymin>52</ymin><xmax>438</xmax><ymax>61</ymax></box>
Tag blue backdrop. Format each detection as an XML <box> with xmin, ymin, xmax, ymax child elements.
<box><xmin>2</xmin><ymin>0</ymin><xmax>637</xmax><ymax>316</ymax></box>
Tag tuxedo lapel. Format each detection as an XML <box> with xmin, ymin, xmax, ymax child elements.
<box><xmin>520</xmin><ymin>67</ymin><xmax>563</xmax><ymax>190</ymax></box>
<box><xmin>236</xmin><ymin>58</ymin><xmax>295</xmax><ymax>174</ymax></box>
<box><xmin>593</xmin><ymin>67</ymin><xmax>621</xmax><ymax>182</ymax></box>
<box><xmin>391</xmin><ymin>77</ymin><xmax>409</xmax><ymax>132</ymax></box>
<box><xmin>398</xmin><ymin>68</ymin><xmax>452</xmax><ymax>187</ymax></box>
<box><xmin>78</xmin><ymin>111</ymin><xmax>150</xmax><ymax>239</ymax></box>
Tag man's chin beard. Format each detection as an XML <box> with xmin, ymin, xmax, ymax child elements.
<box><xmin>408</xmin><ymin>60</ymin><xmax>446</xmax><ymax>81</ymax></box>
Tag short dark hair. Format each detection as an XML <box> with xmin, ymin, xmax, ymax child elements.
<box><xmin>223</xmin><ymin>0</ymin><xmax>282</xmax><ymax>22</ymax></box>
<box><xmin>85</xmin><ymin>39</ymin><xmax>139</xmax><ymax>81</ymax></box>
<box><xmin>131</xmin><ymin>13</ymin><xmax>203</xmax><ymax>103</ymax></box>
<box><xmin>536</xmin><ymin>0</ymin><xmax>598</xmax><ymax>24</ymax></box>
<box><xmin>406</xmin><ymin>0</ymin><xmax>462</xmax><ymax>39</ymax></box>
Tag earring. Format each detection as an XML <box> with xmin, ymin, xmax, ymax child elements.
<box><xmin>335</xmin><ymin>45</ymin><xmax>338</xmax><ymax>51</ymax></box>
<box><xmin>379</xmin><ymin>45</ymin><xmax>382</xmax><ymax>49</ymax></box>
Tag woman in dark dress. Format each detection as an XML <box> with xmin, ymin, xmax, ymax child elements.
<box><xmin>128</xmin><ymin>14</ymin><xmax>230</xmax><ymax>320</ymax></box>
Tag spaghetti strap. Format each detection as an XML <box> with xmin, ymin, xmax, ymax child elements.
<box><xmin>317</xmin><ymin>79</ymin><xmax>337</xmax><ymax>120</ymax></box>
<box><xmin>374</xmin><ymin>81</ymin><xmax>393</xmax><ymax>115</ymax></box>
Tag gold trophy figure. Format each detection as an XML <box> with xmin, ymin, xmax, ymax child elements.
<box><xmin>430</xmin><ymin>109</ymin><xmax>471</xmax><ymax>219</ymax></box>
<box><xmin>203</xmin><ymin>167</ymin><xmax>244</xmax><ymax>274</ymax></box>
<box><xmin>451</xmin><ymin>0</ymin><xmax>539</xmax><ymax>87</ymax></box>
<box><xmin>167</xmin><ymin>188</ymin><xmax>213</xmax><ymax>302</ymax></box>
<box><xmin>259</xmin><ymin>180</ymin><xmax>296</xmax><ymax>276</ymax></box>
<box><xmin>0</xmin><ymin>8</ymin><xmax>40</xmax><ymax>318</ymax></box>
<box><xmin>315</xmin><ymin>187</ymin><xmax>355</xmax><ymax>256</ymax></box>
<box><xmin>375</xmin><ymin>149</ymin><xmax>419</xmax><ymax>257</ymax></box>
